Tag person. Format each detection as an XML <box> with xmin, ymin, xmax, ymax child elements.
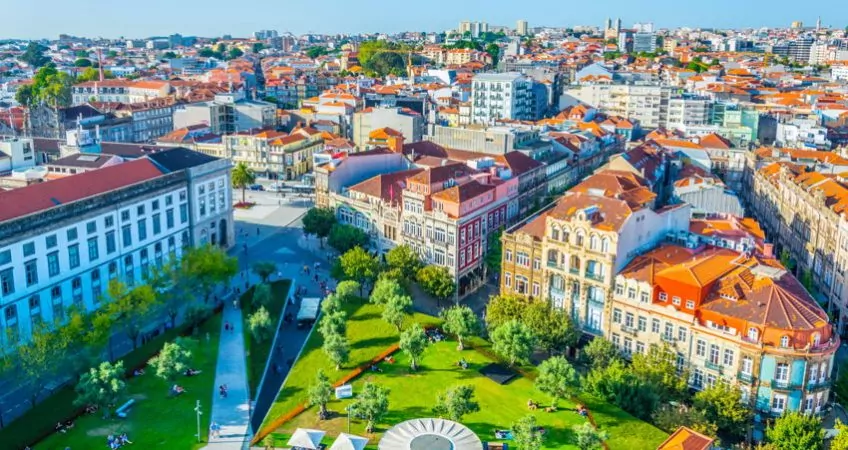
<box><xmin>210</xmin><ymin>422</ymin><xmax>220</xmax><ymax>438</ymax></box>
<box><xmin>120</xmin><ymin>433</ymin><xmax>133</xmax><ymax>444</ymax></box>
<box><xmin>133</xmin><ymin>368</ymin><xmax>144</xmax><ymax>377</ymax></box>
<box><xmin>172</xmin><ymin>384</ymin><xmax>185</xmax><ymax>395</ymax></box>
<box><xmin>224</xmin><ymin>322</ymin><xmax>230</xmax><ymax>332</ymax></box>
<box><xmin>233</xmin><ymin>298</ymin><xmax>239</xmax><ymax>309</ymax></box>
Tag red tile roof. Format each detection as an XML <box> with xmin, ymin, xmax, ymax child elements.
<box><xmin>0</xmin><ymin>159</ymin><xmax>164</xmax><ymax>223</ymax></box>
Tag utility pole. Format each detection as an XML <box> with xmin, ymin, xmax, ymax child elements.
<box><xmin>194</xmin><ymin>400</ymin><xmax>202</xmax><ymax>442</ymax></box>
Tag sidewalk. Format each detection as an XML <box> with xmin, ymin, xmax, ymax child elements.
<box><xmin>203</xmin><ymin>299</ymin><xmax>251</xmax><ymax>449</ymax></box>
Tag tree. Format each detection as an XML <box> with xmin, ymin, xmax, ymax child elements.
<box><xmin>74</xmin><ymin>360</ymin><xmax>126</xmax><ymax>418</ymax></box>
<box><xmin>512</xmin><ymin>415</ymin><xmax>545</xmax><ymax>450</ymax></box>
<box><xmin>74</xmin><ymin>58</ymin><xmax>92</xmax><ymax>67</ymax></box>
<box><xmin>149</xmin><ymin>338</ymin><xmax>192</xmax><ymax>383</ymax></box>
<box><xmin>371</xmin><ymin>277</ymin><xmax>404</xmax><ymax>305</ymax></box>
<box><xmin>484</xmin><ymin>293</ymin><xmax>527</xmax><ymax>331</ymax></box>
<box><xmin>382</xmin><ymin>294</ymin><xmax>412</xmax><ymax>331</ymax></box>
<box><xmin>77</xmin><ymin>66</ymin><xmax>114</xmax><ymax>82</ymax></box>
<box><xmin>834</xmin><ymin>367</ymin><xmax>848</xmax><ymax>404</ymax></box>
<box><xmin>766</xmin><ymin>411</ymin><xmax>824</xmax><ymax>450</ymax></box>
<box><xmin>105</xmin><ymin>281</ymin><xmax>159</xmax><ymax>350</ymax></box>
<box><xmin>307</xmin><ymin>369</ymin><xmax>333</xmax><ymax>419</ymax></box>
<box><xmin>582</xmin><ymin>337</ymin><xmax>620</xmax><ymax>369</ymax></box>
<box><xmin>318</xmin><ymin>309</ymin><xmax>347</xmax><ymax>338</ymax></box>
<box><xmin>385</xmin><ymin>245</ymin><xmax>422</xmax><ymax>281</ymax></box>
<box><xmin>485</xmin><ymin>43</ymin><xmax>500</xmax><ymax>66</ymax></box>
<box><xmin>323</xmin><ymin>332</ymin><xmax>349</xmax><ymax>370</ymax></box>
<box><xmin>333</xmin><ymin>247</ymin><xmax>379</xmax><ymax>295</ymax></box>
<box><xmin>433</xmin><ymin>385</ymin><xmax>480</xmax><ymax>422</ymax></box>
<box><xmin>535</xmin><ymin>356</ymin><xmax>580</xmax><ymax>407</ymax></box>
<box><xmin>491</xmin><ymin>320</ymin><xmax>535</xmax><ymax>366</ymax></box>
<box><xmin>350</xmin><ymin>382</ymin><xmax>390</xmax><ymax>433</ymax></box>
<box><xmin>631</xmin><ymin>343</ymin><xmax>688</xmax><ymax>402</ymax></box>
<box><xmin>227</xmin><ymin>47</ymin><xmax>244</xmax><ymax>60</ymax></box>
<box><xmin>328</xmin><ymin>223</ymin><xmax>369</xmax><ymax>254</ymax></box>
<box><xmin>16</xmin><ymin>65</ymin><xmax>73</xmax><ymax>108</ymax></box>
<box><xmin>252</xmin><ymin>283</ymin><xmax>273</xmax><ymax>309</ymax></box>
<box><xmin>441</xmin><ymin>305</ymin><xmax>480</xmax><ymax>350</ymax></box>
<box><xmin>831</xmin><ymin>419</ymin><xmax>848</xmax><ymax>450</ymax></box>
<box><xmin>14</xmin><ymin>84</ymin><xmax>34</xmax><ymax>107</ymax></box>
<box><xmin>334</xmin><ymin>280</ymin><xmax>360</xmax><ymax>303</ymax></box>
<box><xmin>252</xmin><ymin>261</ymin><xmax>277</xmax><ymax>283</ymax></box>
<box><xmin>302</xmin><ymin>207</ymin><xmax>336</xmax><ymax>247</ymax></box>
<box><xmin>416</xmin><ymin>265</ymin><xmax>456</xmax><ymax>304</ymax></box>
<box><xmin>248</xmin><ymin>306</ymin><xmax>274</xmax><ymax>343</ymax></box>
<box><xmin>252</xmin><ymin>43</ymin><xmax>265</xmax><ymax>53</ymax></box>
<box><xmin>14</xmin><ymin>322</ymin><xmax>70</xmax><ymax>407</ymax></box>
<box><xmin>573</xmin><ymin>422</ymin><xmax>609</xmax><ymax>450</ymax></box>
<box><xmin>20</xmin><ymin>42</ymin><xmax>50</xmax><ymax>68</ymax></box>
<box><xmin>484</xmin><ymin>230</ymin><xmax>503</xmax><ymax>275</ymax></box>
<box><xmin>231</xmin><ymin>162</ymin><xmax>256</xmax><ymax>204</ymax></box>
<box><xmin>162</xmin><ymin>51</ymin><xmax>178</xmax><ymax>59</ymax></box>
<box><xmin>399</xmin><ymin>323</ymin><xmax>428</xmax><ymax>370</ymax></box>
<box><xmin>652</xmin><ymin>403</ymin><xmax>718</xmax><ymax>437</ymax></box>
<box><xmin>306</xmin><ymin>46</ymin><xmax>327</xmax><ymax>59</ymax></box>
<box><xmin>583</xmin><ymin>360</ymin><xmax>659</xmax><ymax>421</ymax></box>
<box><xmin>693</xmin><ymin>381</ymin><xmax>751</xmax><ymax>439</ymax></box>
<box><xmin>522</xmin><ymin>301</ymin><xmax>580</xmax><ymax>355</ymax></box>
<box><xmin>321</xmin><ymin>294</ymin><xmax>343</xmax><ymax>315</ymax></box>
<box><xmin>179</xmin><ymin>245</ymin><xmax>238</xmax><ymax>304</ymax></box>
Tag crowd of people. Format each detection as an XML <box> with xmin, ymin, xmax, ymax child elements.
<box><xmin>106</xmin><ymin>433</ymin><xmax>132</xmax><ymax>449</ymax></box>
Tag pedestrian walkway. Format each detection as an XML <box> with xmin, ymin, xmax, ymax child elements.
<box><xmin>203</xmin><ymin>301</ymin><xmax>251</xmax><ymax>449</ymax></box>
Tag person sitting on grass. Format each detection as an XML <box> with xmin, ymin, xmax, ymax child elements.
<box><xmin>184</xmin><ymin>368</ymin><xmax>201</xmax><ymax>376</ymax></box>
<box><xmin>171</xmin><ymin>384</ymin><xmax>185</xmax><ymax>396</ymax></box>
<box><xmin>119</xmin><ymin>433</ymin><xmax>132</xmax><ymax>445</ymax></box>
<box><xmin>133</xmin><ymin>368</ymin><xmax>144</xmax><ymax>377</ymax></box>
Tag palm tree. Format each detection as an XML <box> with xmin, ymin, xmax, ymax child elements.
<box><xmin>231</xmin><ymin>162</ymin><xmax>256</xmax><ymax>204</ymax></box>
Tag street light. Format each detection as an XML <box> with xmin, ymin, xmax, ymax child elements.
<box><xmin>194</xmin><ymin>400</ymin><xmax>202</xmax><ymax>442</ymax></box>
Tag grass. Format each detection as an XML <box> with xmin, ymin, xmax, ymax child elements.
<box><xmin>35</xmin><ymin>314</ymin><xmax>222</xmax><ymax>450</ymax></box>
<box><xmin>242</xmin><ymin>280</ymin><xmax>292</xmax><ymax>398</ymax></box>
<box><xmin>265</xmin><ymin>341</ymin><xmax>668</xmax><ymax>450</ymax></box>
<box><xmin>260</xmin><ymin>301</ymin><xmax>440</xmax><ymax>431</ymax></box>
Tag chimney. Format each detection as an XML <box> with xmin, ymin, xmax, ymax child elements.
<box><xmin>388</xmin><ymin>134</ymin><xmax>405</xmax><ymax>153</ymax></box>
<box><xmin>763</xmin><ymin>243</ymin><xmax>774</xmax><ymax>259</ymax></box>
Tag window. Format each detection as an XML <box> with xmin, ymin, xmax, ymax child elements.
<box><xmin>505</xmin><ymin>250</ymin><xmax>513</xmax><ymax>262</ymax></box>
<box><xmin>820</xmin><ymin>362</ymin><xmax>828</xmax><ymax>382</ymax></box>
<box><xmin>137</xmin><ymin>204</ymin><xmax>145</xmax><ymax>216</ymax></box>
<box><xmin>651</xmin><ymin>318</ymin><xmax>660</xmax><ymax>333</ymax></box>
<box><xmin>532</xmin><ymin>283</ymin><xmax>540</xmax><ymax>297</ymax></box>
<box><xmin>780</xmin><ymin>335</ymin><xmax>790</xmax><ymax>348</ymax></box>
<box><xmin>686</xmin><ymin>300</ymin><xmax>695</xmax><ymax>309</ymax></box>
<box><xmin>658</xmin><ymin>292</ymin><xmax>668</xmax><ymax>301</ymax></box>
<box><xmin>640</xmin><ymin>292</ymin><xmax>649</xmax><ymax>303</ymax></box>
<box><xmin>625</xmin><ymin>312</ymin><xmax>634</xmax><ymax>328</ymax></box>
<box><xmin>47</xmin><ymin>251</ymin><xmax>60</xmax><ymax>277</ymax></box>
<box><xmin>68</xmin><ymin>244</ymin><xmax>80</xmax><ymax>269</ymax></box>
<box><xmin>24</xmin><ymin>260</ymin><xmax>38</xmax><ymax>286</ymax></box>
<box><xmin>696</xmin><ymin>339</ymin><xmax>706</xmax><ymax>357</ymax></box>
<box><xmin>0</xmin><ymin>268</ymin><xmax>14</xmax><ymax>296</ymax></box>
<box><xmin>741</xmin><ymin>356</ymin><xmax>753</xmax><ymax>375</ymax></box>
<box><xmin>693</xmin><ymin>369</ymin><xmax>704</xmax><ymax>389</ymax></box>
<box><xmin>747</xmin><ymin>327</ymin><xmax>759</xmax><ymax>342</ymax></box>
<box><xmin>775</xmin><ymin>363</ymin><xmax>789</xmax><ymax>382</ymax></box>
<box><xmin>23</xmin><ymin>242</ymin><xmax>35</xmax><ymax>257</ymax></box>
<box><xmin>166</xmin><ymin>209</ymin><xmax>175</xmax><ymax>229</ymax></box>
<box><xmin>627</xmin><ymin>288</ymin><xmax>636</xmax><ymax>299</ymax></box>
<box><xmin>88</xmin><ymin>237</ymin><xmax>99</xmax><ymax>261</ymax></box>
<box><xmin>615</xmin><ymin>283</ymin><xmax>624</xmax><ymax>296</ymax></box>
<box><xmin>66</xmin><ymin>227</ymin><xmax>78</xmax><ymax>241</ymax></box>
<box><xmin>623</xmin><ymin>338</ymin><xmax>632</xmax><ymax>355</ymax></box>
<box><xmin>108</xmin><ymin>262</ymin><xmax>118</xmax><ymax>280</ymax></box>
<box><xmin>0</xmin><ymin>249</ymin><xmax>9</xmax><ymax>266</ymax></box>
<box><xmin>672</xmin><ymin>296</ymin><xmax>681</xmax><ymax>306</ymax></box>
<box><xmin>678</xmin><ymin>327</ymin><xmax>687</xmax><ymax>342</ymax></box>
<box><xmin>665</xmin><ymin>323</ymin><xmax>674</xmax><ymax>339</ymax></box>
<box><xmin>709</xmin><ymin>344</ymin><xmax>720</xmax><ymax>364</ymax></box>
<box><xmin>612</xmin><ymin>333</ymin><xmax>621</xmax><ymax>348</ymax></box>
<box><xmin>504</xmin><ymin>272</ymin><xmax>511</xmax><ymax>287</ymax></box>
<box><xmin>72</xmin><ymin>277</ymin><xmax>83</xmax><ymax>307</ymax></box>
<box><xmin>46</xmin><ymin>234</ymin><xmax>58</xmax><ymax>249</ymax></box>
<box><xmin>613</xmin><ymin>308</ymin><xmax>622</xmax><ymax>323</ymax></box>
<box><xmin>636</xmin><ymin>341</ymin><xmax>645</xmax><ymax>354</ymax></box>
<box><xmin>638</xmin><ymin>316</ymin><xmax>647</xmax><ymax>332</ymax></box>
<box><xmin>122</xmin><ymin>225</ymin><xmax>132</xmax><ymax>247</ymax></box>
<box><xmin>723</xmin><ymin>349</ymin><xmax>734</xmax><ymax>366</ymax></box>
<box><xmin>772</xmin><ymin>394</ymin><xmax>786</xmax><ymax>413</ymax></box>
<box><xmin>137</xmin><ymin>220</ymin><xmax>147</xmax><ymax>241</ymax></box>
<box><xmin>105</xmin><ymin>231</ymin><xmax>116</xmax><ymax>254</ymax></box>
<box><xmin>166</xmin><ymin>194</ymin><xmax>173</xmax><ymax>206</ymax></box>
<box><xmin>152</xmin><ymin>199</ymin><xmax>160</xmax><ymax>211</ymax></box>
<box><xmin>516</xmin><ymin>252</ymin><xmax>530</xmax><ymax>267</ymax></box>
<box><xmin>105</xmin><ymin>215</ymin><xmax>115</xmax><ymax>228</ymax></box>
<box><xmin>199</xmin><ymin>198</ymin><xmax>206</xmax><ymax>216</ymax></box>
<box><xmin>179</xmin><ymin>204</ymin><xmax>188</xmax><ymax>223</ymax></box>
<box><xmin>152</xmin><ymin>214</ymin><xmax>161</xmax><ymax>235</ymax></box>
<box><xmin>86</xmin><ymin>221</ymin><xmax>97</xmax><ymax>234</ymax></box>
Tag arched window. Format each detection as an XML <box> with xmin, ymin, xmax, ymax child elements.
<box><xmin>589</xmin><ymin>235</ymin><xmax>599</xmax><ymax>250</ymax></box>
<box><xmin>570</xmin><ymin>255</ymin><xmax>580</xmax><ymax>272</ymax></box>
<box><xmin>562</xmin><ymin>229</ymin><xmax>570</xmax><ymax>243</ymax></box>
<box><xmin>575</xmin><ymin>231</ymin><xmax>584</xmax><ymax>247</ymax></box>
<box><xmin>601</xmin><ymin>237</ymin><xmax>611</xmax><ymax>253</ymax></box>
<box><xmin>551</xmin><ymin>226</ymin><xmax>560</xmax><ymax>241</ymax></box>
<box><xmin>547</xmin><ymin>249</ymin><xmax>558</xmax><ymax>266</ymax></box>
<box><xmin>747</xmin><ymin>327</ymin><xmax>759</xmax><ymax>342</ymax></box>
<box><xmin>780</xmin><ymin>335</ymin><xmax>790</xmax><ymax>348</ymax></box>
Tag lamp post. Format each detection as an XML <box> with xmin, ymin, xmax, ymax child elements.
<box><xmin>194</xmin><ymin>400</ymin><xmax>202</xmax><ymax>442</ymax></box>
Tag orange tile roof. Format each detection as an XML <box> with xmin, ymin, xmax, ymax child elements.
<box><xmin>656</xmin><ymin>426</ymin><xmax>714</xmax><ymax>450</ymax></box>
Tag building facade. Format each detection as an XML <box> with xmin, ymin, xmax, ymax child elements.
<box><xmin>471</xmin><ymin>73</ymin><xmax>534</xmax><ymax>124</ymax></box>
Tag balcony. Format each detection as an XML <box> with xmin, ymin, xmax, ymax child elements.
<box><xmin>737</xmin><ymin>371</ymin><xmax>754</xmax><ymax>383</ymax></box>
<box><xmin>807</xmin><ymin>379</ymin><xmax>831</xmax><ymax>391</ymax></box>
<box><xmin>569</xmin><ymin>267</ymin><xmax>580</xmax><ymax>275</ymax></box>
<box><xmin>547</xmin><ymin>260</ymin><xmax>558</xmax><ymax>269</ymax></box>
<box><xmin>771</xmin><ymin>379</ymin><xmax>800</xmax><ymax>390</ymax></box>
<box><xmin>621</xmin><ymin>325</ymin><xmax>638</xmax><ymax>336</ymax></box>
<box><xmin>585</xmin><ymin>272</ymin><xmax>604</xmax><ymax>282</ymax></box>
<box><xmin>705</xmin><ymin>361</ymin><xmax>724</xmax><ymax>374</ymax></box>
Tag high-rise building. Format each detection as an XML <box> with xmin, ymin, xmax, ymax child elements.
<box><xmin>633</xmin><ymin>31</ymin><xmax>658</xmax><ymax>53</ymax></box>
<box><xmin>459</xmin><ymin>21</ymin><xmax>472</xmax><ymax>35</ymax></box>
<box><xmin>471</xmin><ymin>72</ymin><xmax>534</xmax><ymax>124</ymax></box>
<box><xmin>516</xmin><ymin>20</ymin><xmax>529</xmax><ymax>36</ymax></box>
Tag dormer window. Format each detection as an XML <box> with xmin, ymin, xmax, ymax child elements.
<box><xmin>747</xmin><ymin>327</ymin><xmax>759</xmax><ymax>342</ymax></box>
<box><xmin>780</xmin><ymin>335</ymin><xmax>790</xmax><ymax>348</ymax></box>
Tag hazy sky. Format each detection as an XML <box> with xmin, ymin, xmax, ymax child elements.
<box><xmin>6</xmin><ymin>0</ymin><xmax>848</xmax><ymax>40</ymax></box>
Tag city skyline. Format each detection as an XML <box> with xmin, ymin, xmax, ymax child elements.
<box><xmin>5</xmin><ymin>0</ymin><xmax>848</xmax><ymax>40</ymax></box>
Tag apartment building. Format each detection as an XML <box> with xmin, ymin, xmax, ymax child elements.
<box><xmin>471</xmin><ymin>73</ymin><xmax>535</xmax><ymax>124</ymax></box>
<box><xmin>565</xmin><ymin>84</ymin><xmax>672</xmax><ymax>129</ymax></box>
<box><xmin>500</xmin><ymin>169</ymin><xmax>691</xmax><ymax>334</ymax></box>
<box><xmin>744</xmin><ymin>154</ymin><xmax>848</xmax><ymax>336</ymax></box>
<box><xmin>608</xmin><ymin>242</ymin><xmax>837</xmax><ymax>416</ymax></box>
<box><xmin>0</xmin><ymin>148</ymin><xmax>233</xmax><ymax>348</ymax></box>
<box><xmin>667</xmin><ymin>95</ymin><xmax>711</xmax><ymax>131</ymax></box>
<box><xmin>352</xmin><ymin>107</ymin><xmax>424</xmax><ymax>150</ymax></box>
<box><xmin>71</xmin><ymin>80</ymin><xmax>132</xmax><ymax>105</ymax></box>
<box><xmin>173</xmin><ymin>92</ymin><xmax>276</xmax><ymax>135</ymax></box>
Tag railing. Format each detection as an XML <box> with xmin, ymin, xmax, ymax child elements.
<box><xmin>547</xmin><ymin>260</ymin><xmax>558</xmax><ymax>269</ymax></box>
<box><xmin>737</xmin><ymin>371</ymin><xmax>754</xmax><ymax>383</ymax></box>
<box><xmin>622</xmin><ymin>325</ymin><xmax>638</xmax><ymax>336</ymax></box>
<box><xmin>585</xmin><ymin>272</ymin><xmax>605</xmax><ymax>282</ymax></box>
<box><xmin>705</xmin><ymin>361</ymin><xmax>724</xmax><ymax>373</ymax></box>
<box><xmin>569</xmin><ymin>268</ymin><xmax>580</xmax><ymax>275</ymax></box>
<box><xmin>807</xmin><ymin>379</ymin><xmax>831</xmax><ymax>391</ymax></box>
<box><xmin>771</xmin><ymin>379</ymin><xmax>801</xmax><ymax>390</ymax></box>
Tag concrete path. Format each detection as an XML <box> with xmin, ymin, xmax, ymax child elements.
<box><xmin>204</xmin><ymin>298</ymin><xmax>251</xmax><ymax>449</ymax></box>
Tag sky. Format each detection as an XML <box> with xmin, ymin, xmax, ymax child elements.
<box><xmin>5</xmin><ymin>0</ymin><xmax>848</xmax><ymax>40</ymax></box>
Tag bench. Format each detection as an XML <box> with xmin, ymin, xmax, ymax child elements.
<box><xmin>116</xmin><ymin>399</ymin><xmax>136</xmax><ymax>418</ymax></box>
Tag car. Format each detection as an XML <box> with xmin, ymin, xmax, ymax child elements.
<box><xmin>248</xmin><ymin>184</ymin><xmax>264</xmax><ymax>191</ymax></box>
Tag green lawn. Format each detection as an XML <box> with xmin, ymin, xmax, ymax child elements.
<box><xmin>260</xmin><ymin>301</ymin><xmax>440</xmax><ymax>430</ymax></box>
<box><xmin>35</xmin><ymin>314</ymin><xmax>222</xmax><ymax>450</ymax></box>
<box><xmin>242</xmin><ymin>280</ymin><xmax>292</xmax><ymax>398</ymax></box>
<box><xmin>266</xmin><ymin>340</ymin><xmax>668</xmax><ymax>450</ymax></box>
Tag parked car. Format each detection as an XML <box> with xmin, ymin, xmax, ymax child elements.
<box><xmin>248</xmin><ymin>184</ymin><xmax>264</xmax><ymax>191</ymax></box>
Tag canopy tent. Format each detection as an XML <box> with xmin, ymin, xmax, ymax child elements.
<box><xmin>329</xmin><ymin>433</ymin><xmax>369</xmax><ymax>450</ymax></box>
<box><xmin>287</xmin><ymin>428</ymin><xmax>326</xmax><ymax>449</ymax></box>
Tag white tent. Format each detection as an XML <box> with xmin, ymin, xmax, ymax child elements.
<box><xmin>329</xmin><ymin>433</ymin><xmax>369</xmax><ymax>450</ymax></box>
<box><xmin>287</xmin><ymin>428</ymin><xmax>326</xmax><ymax>449</ymax></box>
